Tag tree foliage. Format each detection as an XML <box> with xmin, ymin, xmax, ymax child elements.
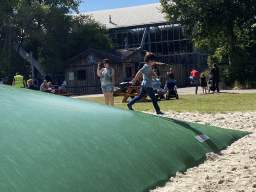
<box><xmin>0</xmin><ymin>0</ymin><xmax>113</xmax><ymax>81</ymax></box>
<box><xmin>161</xmin><ymin>0</ymin><xmax>256</xmax><ymax>87</ymax></box>
<box><xmin>161</xmin><ymin>0</ymin><xmax>256</xmax><ymax>49</ymax></box>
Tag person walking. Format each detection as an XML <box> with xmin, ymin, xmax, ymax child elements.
<box><xmin>200</xmin><ymin>73</ymin><xmax>207</xmax><ymax>94</ymax></box>
<box><xmin>127</xmin><ymin>52</ymin><xmax>164</xmax><ymax>115</ymax></box>
<box><xmin>211</xmin><ymin>63</ymin><xmax>220</xmax><ymax>93</ymax></box>
<box><xmin>190</xmin><ymin>68</ymin><xmax>200</xmax><ymax>94</ymax></box>
<box><xmin>12</xmin><ymin>72</ymin><xmax>26</xmax><ymax>88</ymax></box>
<box><xmin>97</xmin><ymin>59</ymin><xmax>115</xmax><ymax>106</ymax></box>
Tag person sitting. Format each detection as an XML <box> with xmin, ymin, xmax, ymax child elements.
<box><xmin>37</xmin><ymin>76</ymin><xmax>44</xmax><ymax>90</ymax></box>
<box><xmin>48</xmin><ymin>81</ymin><xmax>53</xmax><ymax>90</ymax></box>
<box><xmin>48</xmin><ymin>81</ymin><xmax>57</xmax><ymax>93</ymax></box>
<box><xmin>26</xmin><ymin>79</ymin><xmax>38</xmax><ymax>90</ymax></box>
<box><xmin>166</xmin><ymin>68</ymin><xmax>175</xmax><ymax>78</ymax></box>
<box><xmin>40</xmin><ymin>80</ymin><xmax>49</xmax><ymax>91</ymax></box>
<box><xmin>152</xmin><ymin>69</ymin><xmax>167</xmax><ymax>100</ymax></box>
<box><xmin>0</xmin><ymin>78</ymin><xmax>4</xmax><ymax>84</ymax></box>
<box><xmin>45</xmin><ymin>74</ymin><xmax>54</xmax><ymax>85</ymax></box>
<box><xmin>166</xmin><ymin>72</ymin><xmax>176</xmax><ymax>82</ymax></box>
<box><xmin>164</xmin><ymin>73</ymin><xmax>178</xmax><ymax>99</ymax></box>
<box><xmin>4</xmin><ymin>77</ymin><xmax>12</xmax><ymax>85</ymax></box>
<box><xmin>58</xmin><ymin>80</ymin><xmax>67</xmax><ymax>93</ymax></box>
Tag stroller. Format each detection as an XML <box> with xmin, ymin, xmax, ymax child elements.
<box><xmin>165</xmin><ymin>79</ymin><xmax>179</xmax><ymax>100</ymax></box>
<box><xmin>208</xmin><ymin>74</ymin><xmax>215</xmax><ymax>92</ymax></box>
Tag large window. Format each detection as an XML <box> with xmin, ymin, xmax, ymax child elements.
<box><xmin>77</xmin><ymin>70</ymin><xmax>86</xmax><ymax>80</ymax></box>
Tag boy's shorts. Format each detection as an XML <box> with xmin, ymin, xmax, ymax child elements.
<box><xmin>101</xmin><ymin>84</ymin><xmax>114</xmax><ymax>93</ymax></box>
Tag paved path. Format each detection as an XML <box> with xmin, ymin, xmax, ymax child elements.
<box><xmin>72</xmin><ymin>87</ymin><xmax>256</xmax><ymax>99</ymax></box>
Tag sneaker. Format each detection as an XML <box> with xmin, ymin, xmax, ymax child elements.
<box><xmin>156</xmin><ymin>111</ymin><xmax>164</xmax><ymax>115</ymax></box>
<box><xmin>127</xmin><ymin>103</ymin><xmax>133</xmax><ymax>110</ymax></box>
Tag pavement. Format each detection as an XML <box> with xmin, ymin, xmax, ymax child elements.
<box><xmin>72</xmin><ymin>87</ymin><xmax>256</xmax><ymax>99</ymax></box>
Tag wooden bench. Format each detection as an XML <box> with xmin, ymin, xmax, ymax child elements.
<box><xmin>117</xmin><ymin>93</ymin><xmax>127</xmax><ymax>96</ymax></box>
<box><xmin>118</xmin><ymin>86</ymin><xmax>148</xmax><ymax>102</ymax></box>
<box><xmin>118</xmin><ymin>87</ymin><xmax>163</xmax><ymax>102</ymax></box>
<box><xmin>61</xmin><ymin>93</ymin><xmax>73</xmax><ymax>97</ymax></box>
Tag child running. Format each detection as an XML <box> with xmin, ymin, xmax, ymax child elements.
<box><xmin>200</xmin><ymin>73</ymin><xmax>207</xmax><ymax>94</ymax></box>
<box><xmin>127</xmin><ymin>52</ymin><xmax>164</xmax><ymax>115</ymax></box>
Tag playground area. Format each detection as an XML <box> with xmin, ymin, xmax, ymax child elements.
<box><xmin>0</xmin><ymin>84</ymin><xmax>255</xmax><ymax>191</ymax></box>
<box><xmin>73</xmin><ymin>87</ymin><xmax>256</xmax><ymax>191</ymax></box>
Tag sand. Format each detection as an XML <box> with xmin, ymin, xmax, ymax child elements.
<box><xmin>145</xmin><ymin>111</ymin><xmax>256</xmax><ymax>192</ymax></box>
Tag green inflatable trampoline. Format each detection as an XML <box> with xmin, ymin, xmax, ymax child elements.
<box><xmin>0</xmin><ymin>84</ymin><xmax>250</xmax><ymax>192</ymax></box>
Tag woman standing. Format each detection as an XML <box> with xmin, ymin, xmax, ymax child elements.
<box><xmin>97</xmin><ymin>59</ymin><xmax>115</xmax><ymax>106</ymax></box>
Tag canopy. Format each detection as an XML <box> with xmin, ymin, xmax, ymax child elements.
<box><xmin>0</xmin><ymin>84</ymin><xmax>250</xmax><ymax>192</ymax></box>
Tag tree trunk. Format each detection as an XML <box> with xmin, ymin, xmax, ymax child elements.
<box><xmin>227</xmin><ymin>24</ymin><xmax>234</xmax><ymax>67</ymax></box>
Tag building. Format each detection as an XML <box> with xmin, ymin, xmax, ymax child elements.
<box><xmin>64</xmin><ymin>3</ymin><xmax>208</xmax><ymax>94</ymax></box>
<box><xmin>63</xmin><ymin>48</ymin><xmax>146</xmax><ymax>94</ymax></box>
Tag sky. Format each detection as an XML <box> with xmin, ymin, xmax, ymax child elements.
<box><xmin>77</xmin><ymin>0</ymin><xmax>161</xmax><ymax>13</ymax></box>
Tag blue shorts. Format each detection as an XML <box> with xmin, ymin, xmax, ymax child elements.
<box><xmin>101</xmin><ymin>84</ymin><xmax>114</xmax><ymax>93</ymax></box>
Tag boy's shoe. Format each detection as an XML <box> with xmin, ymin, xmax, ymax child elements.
<box><xmin>156</xmin><ymin>111</ymin><xmax>164</xmax><ymax>115</ymax></box>
<box><xmin>127</xmin><ymin>103</ymin><xmax>133</xmax><ymax>110</ymax></box>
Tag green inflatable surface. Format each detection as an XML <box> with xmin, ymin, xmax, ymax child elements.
<box><xmin>0</xmin><ymin>84</ymin><xmax>250</xmax><ymax>192</ymax></box>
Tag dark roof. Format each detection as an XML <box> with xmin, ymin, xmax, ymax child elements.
<box><xmin>63</xmin><ymin>49</ymin><xmax>122</xmax><ymax>66</ymax></box>
<box><xmin>63</xmin><ymin>47</ymin><xmax>146</xmax><ymax>66</ymax></box>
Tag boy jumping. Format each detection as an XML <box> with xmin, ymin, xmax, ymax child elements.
<box><xmin>127</xmin><ymin>52</ymin><xmax>164</xmax><ymax>115</ymax></box>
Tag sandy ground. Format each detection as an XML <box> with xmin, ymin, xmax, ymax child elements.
<box><xmin>144</xmin><ymin>111</ymin><xmax>256</xmax><ymax>192</ymax></box>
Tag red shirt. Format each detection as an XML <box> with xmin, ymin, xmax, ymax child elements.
<box><xmin>190</xmin><ymin>70</ymin><xmax>200</xmax><ymax>78</ymax></box>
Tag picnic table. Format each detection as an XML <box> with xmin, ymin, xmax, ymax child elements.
<box><xmin>54</xmin><ymin>89</ymin><xmax>73</xmax><ymax>96</ymax></box>
<box><xmin>42</xmin><ymin>89</ymin><xmax>73</xmax><ymax>96</ymax></box>
<box><xmin>118</xmin><ymin>86</ymin><xmax>147</xmax><ymax>103</ymax></box>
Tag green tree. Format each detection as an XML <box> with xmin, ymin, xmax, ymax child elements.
<box><xmin>161</xmin><ymin>0</ymin><xmax>256</xmax><ymax>65</ymax></box>
<box><xmin>161</xmin><ymin>0</ymin><xmax>256</xmax><ymax>87</ymax></box>
<box><xmin>68</xmin><ymin>14</ymin><xmax>113</xmax><ymax>58</ymax></box>
<box><xmin>1</xmin><ymin>0</ymin><xmax>113</xmax><ymax>81</ymax></box>
<box><xmin>13</xmin><ymin>0</ymin><xmax>81</xmax><ymax>60</ymax></box>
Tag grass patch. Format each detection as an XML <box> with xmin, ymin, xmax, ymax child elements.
<box><xmin>79</xmin><ymin>93</ymin><xmax>256</xmax><ymax>113</ymax></box>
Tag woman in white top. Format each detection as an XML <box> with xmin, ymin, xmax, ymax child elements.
<box><xmin>97</xmin><ymin>59</ymin><xmax>115</xmax><ymax>106</ymax></box>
